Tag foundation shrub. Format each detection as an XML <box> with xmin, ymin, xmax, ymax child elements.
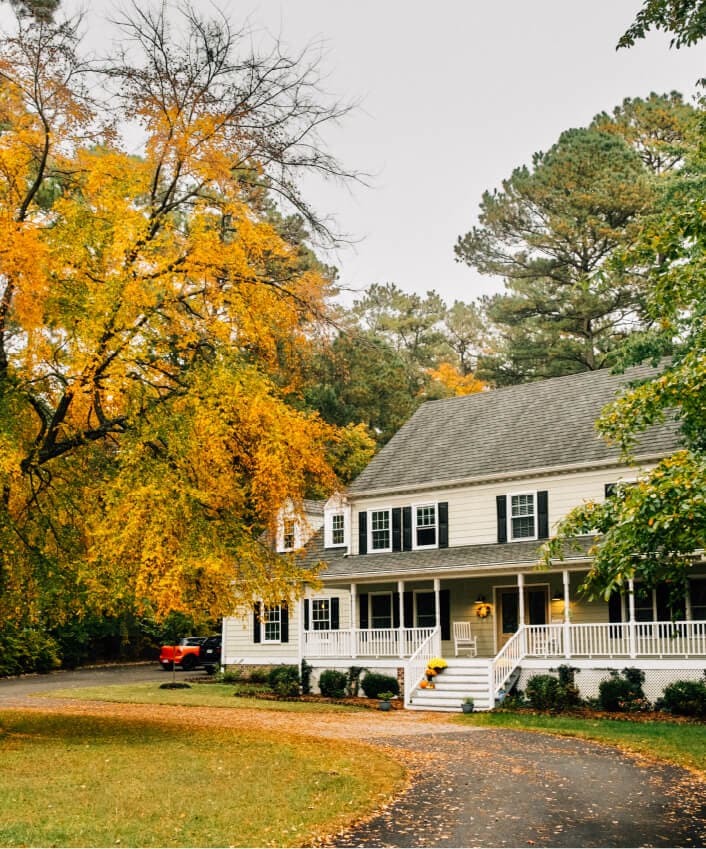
<box><xmin>318</xmin><ymin>669</ymin><xmax>348</xmax><ymax>698</ymax></box>
<box><xmin>300</xmin><ymin>659</ymin><xmax>313</xmax><ymax>695</ymax></box>
<box><xmin>658</xmin><ymin>679</ymin><xmax>706</xmax><ymax>718</ymax></box>
<box><xmin>598</xmin><ymin>667</ymin><xmax>649</xmax><ymax>712</ymax></box>
<box><xmin>267</xmin><ymin>665</ymin><xmax>300</xmax><ymax>697</ymax></box>
<box><xmin>525</xmin><ymin>666</ymin><xmax>582</xmax><ymax>712</ymax></box>
<box><xmin>361</xmin><ymin>672</ymin><xmax>399</xmax><ymax>699</ymax></box>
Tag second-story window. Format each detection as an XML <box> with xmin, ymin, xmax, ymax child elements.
<box><xmin>414</xmin><ymin>504</ymin><xmax>437</xmax><ymax>548</ymax></box>
<box><xmin>370</xmin><ymin>509</ymin><xmax>391</xmax><ymax>551</ymax></box>
<box><xmin>510</xmin><ymin>493</ymin><xmax>536</xmax><ymax>540</ymax></box>
<box><xmin>282</xmin><ymin>519</ymin><xmax>296</xmax><ymax>551</ymax></box>
<box><xmin>331</xmin><ymin>513</ymin><xmax>345</xmax><ymax>546</ymax></box>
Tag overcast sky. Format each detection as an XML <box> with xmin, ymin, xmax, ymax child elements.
<box><xmin>9</xmin><ymin>1</ymin><xmax>706</xmax><ymax>306</ymax></box>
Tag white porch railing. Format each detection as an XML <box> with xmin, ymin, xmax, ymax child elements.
<box><xmin>404</xmin><ymin>626</ymin><xmax>441</xmax><ymax>708</ymax></box>
<box><xmin>304</xmin><ymin>627</ymin><xmax>436</xmax><ymax>659</ymax></box>
<box><xmin>490</xmin><ymin>628</ymin><xmax>523</xmax><ymax>695</ymax></box>
<box><xmin>522</xmin><ymin>621</ymin><xmax>706</xmax><ymax>660</ymax></box>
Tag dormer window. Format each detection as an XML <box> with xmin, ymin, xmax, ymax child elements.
<box><xmin>331</xmin><ymin>513</ymin><xmax>345</xmax><ymax>545</ymax></box>
<box><xmin>282</xmin><ymin>519</ymin><xmax>296</xmax><ymax>551</ymax></box>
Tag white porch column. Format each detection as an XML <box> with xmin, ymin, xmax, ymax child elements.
<box><xmin>398</xmin><ymin>580</ymin><xmax>405</xmax><ymax>658</ymax></box>
<box><xmin>434</xmin><ymin>578</ymin><xmax>441</xmax><ymax>655</ymax></box>
<box><xmin>297</xmin><ymin>596</ymin><xmax>305</xmax><ymax>668</ymax></box>
<box><xmin>562</xmin><ymin>569</ymin><xmax>571</xmax><ymax>658</ymax></box>
<box><xmin>517</xmin><ymin>573</ymin><xmax>526</xmax><ymax>655</ymax></box>
<box><xmin>628</xmin><ymin>578</ymin><xmax>637</xmax><ymax>659</ymax></box>
<box><xmin>350</xmin><ymin>583</ymin><xmax>357</xmax><ymax>658</ymax></box>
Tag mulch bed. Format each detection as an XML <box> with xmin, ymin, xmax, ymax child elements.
<box><xmin>233</xmin><ymin>692</ymin><xmax>405</xmax><ymax>710</ymax></box>
<box><xmin>496</xmin><ymin>706</ymin><xmax>705</xmax><ymax>724</ymax></box>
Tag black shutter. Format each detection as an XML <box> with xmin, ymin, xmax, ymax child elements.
<box><xmin>392</xmin><ymin>592</ymin><xmax>400</xmax><ymax>628</ymax></box>
<box><xmin>358</xmin><ymin>511</ymin><xmax>367</xmax><ymax>555</ymax></box>
<box><xmin>537</xmin><ymin>491</ymin><xmax>549</xmax><ymax>539</ymax></box>
<box><xmin>359</xmin><ymin>593</ymin><xmax>369</xmax><ymax>629</ymax></box>
<box><xmin>403</xmin><ymin>591</ymin><xmax>414</xmax><ymax>627</ymax></box>
<box><xmin>253</xmin><ymin>602</ymin><xmax>261</xmax><ymax>643</ymax></box>
<box><xmin>440</xmin><ymin>589</ymin><xmax>451</xmax><ymax>641</ymax></box>
<box><xmin>605</xmin><ymin>483</ymin><xmax>616</xmax><ymax>498</ymax></box>
<box><xmin>496</xmin><ymin>495</ymin><xmax>507</xmax><ymax>543</ymax></box>
<box><xmin>280</xmin><ymin>604</ymin><xmax>289</xmax><ymax>643</ymax></box>
<box><xmin>303</xmin><ymin>599</ymin><xmax>310</xmax><ymax>631</ymax></box>
<box><xmin>438</xmin><ymin>502</ymin><xmax>449</xmax><ymax>548</ymax></box>
<box><xmin>608</xmin><ymin>592</ymin><xmax>622</xmax><ymax>623</ymax></box>
<box><xmin>331</xmin><ymin>597</ymin><xmax>340</xmax><ymax>630</ymax></box>
<box><xmin>392</xmin><ymin>508</ymin><xmax>402</xmax><ymax>552</ymax></box>
<box><xmin>402</xmin><ymin>506</ymin><xmax>412</xmax><ymax>551</ymax></box>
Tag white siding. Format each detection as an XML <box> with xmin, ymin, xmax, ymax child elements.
<box><xmin>351</xmin><ymin>465</ymin><xmax>651</xmax><ymax>552</ymax></box>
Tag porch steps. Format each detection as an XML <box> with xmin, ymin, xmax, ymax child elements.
<box><xmin>407</xmin><ymin>660</ymin><xmax>493</xmax><ymax>712</ymax></box>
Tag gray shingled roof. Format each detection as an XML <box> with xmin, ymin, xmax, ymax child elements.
<box><xmin>300</xmin><ymin>528</ymin><xmax>594</xmax><ymax>581</ymax></box>
<box><xmin>349</xmin><ymin>364</ymin><xmax>680</xmax><ymax>494</ymax></box>
<box><xmin>302</xmin><ymin>499</ymin><xmax>325</xmax><ymax>516</ymax></box>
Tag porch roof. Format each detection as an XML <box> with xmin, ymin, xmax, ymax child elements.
<box><xmin>303</xmin><ymin>531</ymin><xmax>595</xmax><ymax>582</ymax></box>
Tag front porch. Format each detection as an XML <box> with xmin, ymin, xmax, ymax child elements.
<box><xmin>300</xmin><ymin>570</ymin><xmax>706</xmax><ymax>710</ymax></box>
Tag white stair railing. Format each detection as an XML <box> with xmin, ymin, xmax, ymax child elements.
<box><xmin>490</xmin><ymin>628</ymin><xmax>525</xmax><ymax>701</ymax></box>
<box><xmin>404</xmin><ymin>626</ymin><xmax>440</xmax><ymax>708</ymax></box>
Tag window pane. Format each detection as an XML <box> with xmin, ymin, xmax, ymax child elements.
<box><xmin>416</xmin><ymin>592</ymin><xmax>436</xmax><ymax>627</ymax></box>
<box><xmin>312</xmin><ymin>599</ymin><xmax>330</xmax><ymax>630</ymax></box>
<box><xmin>264</xmin><ymin>605</ymin><xmax>281</xmax><ymax>641</ymax></box>
<box><xmin>332</xmin><ymin>514</ymin><xmax>345</xmax><ymax>545</ymax></box>
<box><xmin>415</xmin><ymin>505</ymin><xmax>437</xmax><ymax>547</ymax></box>
<box><xmin>283</xmin><ymin>520</ymin><xmax>295</xmax><ymax>550</ymax></box>
<box><xmin>510</xmin><ymin>494</ymin><xmax>535</xmax><ymax>538</ymax></box>
<box><xmin>371</xmin><ymin>510</ymin><xmax>390</xmax><ymax>550</ymax></box>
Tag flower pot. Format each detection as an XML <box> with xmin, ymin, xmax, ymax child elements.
<box><xmin>378</xmin><ymin>700</ymin><xmax>391</xmax><ymax>711</ymax></box>
<box><xmin>462</xmin><ymin>702</ymin><xmax>473</xmax><ymax>714</ymax></box>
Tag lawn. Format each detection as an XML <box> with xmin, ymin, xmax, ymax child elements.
<box><xmin>458</xmin><ymin>711</ymin><xmax>706</xmax><ymax>774</ymax></box>
<box><xmin>46</xmin><ymin>682</ymin><xmax>363</xmax><ymax>711</ymax></box>
<box><xmin>0</xmin><ymin>710</ymin><xmax>404</xmax><ymax>848</ymax></box>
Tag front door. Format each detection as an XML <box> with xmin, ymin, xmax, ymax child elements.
<box><xmin>496</xmin><ymin>587</ymin><xmax>548</xmax><ymax>649</ymax></box>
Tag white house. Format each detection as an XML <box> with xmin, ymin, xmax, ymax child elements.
<box><xmin>222</xmin><ymin>364</ymin><xmax>706</xmax><ymax>710</ymax></box>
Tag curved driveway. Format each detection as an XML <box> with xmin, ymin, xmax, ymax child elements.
<box><xmin>1</xmin><ymin>665</ymin><xmax>705</xmax><ymax>847</ymax></box>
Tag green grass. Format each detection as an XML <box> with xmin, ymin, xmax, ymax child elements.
<box><xmin>45</xmin><ymin>682</ymin><xmax>363</xmax><ymax>712</ymax></box>
<box><xmin>458</xmin><ymin>711</ymin><xmax>706</xmax><ymax>773</ymax></box>
<box><xmin>0</xmin><ymin>710</ymin><xmax>404</xmax><ymax>847</ymax></box>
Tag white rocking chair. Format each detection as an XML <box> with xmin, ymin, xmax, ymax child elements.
<box><xmin>453</xmin><ymin>621</ymin><xmax>478</xmax><ymax>657</ymax></box>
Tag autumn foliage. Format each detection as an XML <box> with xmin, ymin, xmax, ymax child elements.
<box><xmin>0</xmin><ymin>5</ymin><xmax>353</xmax><ymax>630</ymax></box>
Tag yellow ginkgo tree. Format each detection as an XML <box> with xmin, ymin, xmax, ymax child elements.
<box><xmin>0</xmin><ymin>3</ymin><xmax>355</xmax><ymax>634</ymax></box>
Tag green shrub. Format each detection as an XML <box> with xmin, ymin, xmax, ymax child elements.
<box><xmin>598</xmin><ymin>667</ymin><xmax>649</xmax><ymax>712</ymax></box>
<box><xmin>268</xmin><ymin>665</ymin><xmax>300</xmax><ymax>697</ymax></box>
<box><xmin>246</xmin><ymin>666</ymin><xmax>272</xmax><ymax>684</ymax></box>
<box><xmin>318</xmin><ymin>669</ymin><xmax>348</xmax><ymax>698</ymax></box>
<box><xmin>659</xmin><ymin>679</ymin><xmax>706</xmax><ymax>717</ymax></box>
<box><xmin>524</xmin><ymin>668</ymin><xmax>582</xmax><ymax>712</ymax></box>
<box><xmin>361</xmin><ymin>672</ymin><xmax>399</xmax><ymax>699</ymax></box>
<box><xmin>0</xmin><ymin>625</ymin><xmax>61</xmax><ymax>677</ymax></box>
<box><xmin>525</xmin><ymin>675</ymin><xmax>562</xmax><ymax>711</ymax></box>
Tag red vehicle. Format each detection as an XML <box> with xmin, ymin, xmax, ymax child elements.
<box><xmin>159</xmin><ymin>637</ymin><xmax>206</xmax><ymax>671</ymax></box>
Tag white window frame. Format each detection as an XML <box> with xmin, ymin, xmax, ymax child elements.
<box><xmin>325</xmin><ymin>512</ymin><xmax>347</xmax><ymax>548</ymax></box>
<box><xmin>412</xmin><ymin>502</ymin><xmax>438</xmax><ymax>550</ymax></box>
<box><xmin>369</xmin><ymin>591</ymin><xmax>393</xmax><ymax>629</ymax></box>
<box><xmin>368</xmin><ymin>508</ymin><xmax>392</xmax><ymax>553</ymax></box>
<box><xmin>277</xmin><ymin>516</ymin><xmax>299</xmax><ymax>553</ymax></box>
<box><xmin>262</xmin><ymin>604</ymin><xmax>282</xmax><ymax>643</ymax></box>
<box><xmin>507</xmin><ymin>491</ymin><xmax>538</xmax><ymax>541</ymax></box>
<box><xmin>311</xmin><ymin>597</ymin><xmax>332</xmax><ymax>631</ymax></box>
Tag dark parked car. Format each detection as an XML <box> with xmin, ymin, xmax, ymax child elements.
<box><xmin>199</xmin><ymin>636</ymin><xmax>222</xmax><ymax>674</ymax></box>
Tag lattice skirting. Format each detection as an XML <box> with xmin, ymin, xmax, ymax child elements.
<box><xmin>517</xmin><ymin>660</ymin><xmax>706</xmax><ymax>701</ymax></box>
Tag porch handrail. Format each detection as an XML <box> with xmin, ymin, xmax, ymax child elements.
<box><xmin>404</xmin><ymin>626</ymin><xmax>440</xmax><ymax>708</ymax></box>
<box><xmin>490</xmin><ymin>628</ymin><xmax>525</xmax><ymax>697</ymax></box>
